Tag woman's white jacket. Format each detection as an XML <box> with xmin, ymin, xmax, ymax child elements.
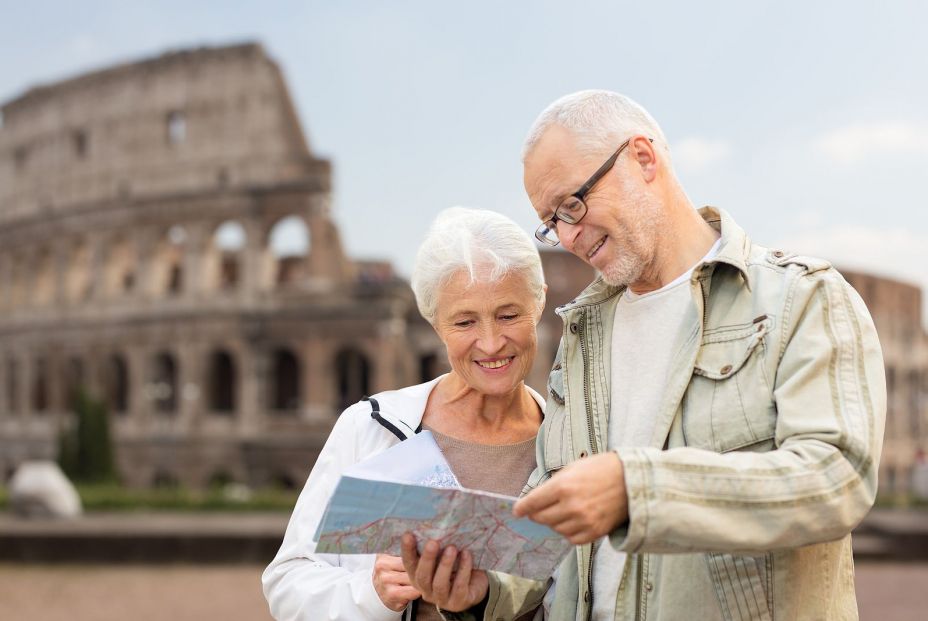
<box><xmin>262</xmin><ymin>375</ymin><xmax>543</xmax><ymax>621</ymax></box>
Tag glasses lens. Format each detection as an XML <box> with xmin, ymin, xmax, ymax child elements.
<box><xmin>534</xmin><ymin>221</ymin><xmax>560</xmax><ymax>245</ymax></box>
<box><xmin>556</xmin><ymin>197</ymin><xmax>586</xmax><ymax>224</ymax></box>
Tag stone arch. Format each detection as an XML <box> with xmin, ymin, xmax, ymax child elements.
<box><xmin>151</xmin><ymin>225</ymin><xmax>187</xmax><ymax>297</ymax></box>
<box><xmin>103</xmin><ymin>236</ymin><xmax>137</xmax><ymax>297</ymax></box>
<box><xmin>32</xmin><ymin>356</ymin><xmax>49</xmax><ymax>413</ymax></box>
<box><xmin>62</xmin><ymin>357</ymin><xmax>85</xmax><ymax>408</ymax></box>
<box><xmin>335</xmin><ymin>347</ymin><xmax>371</xmax><ymax>411</ymax></box>
<box><xmin>104</xmin><ymin>354</ymin><xmax>130</xmax><ymax>414</ymax></box>
<box><xmin>203</xmin><ymin>220</ymin><xmax>246</xmax><ymax>292</ymax></box>
<box><xmin>418</xmin><ymin>352</ymin><xmax>442</xmax><ymax>384</ymax></box>
<box><xmin>65</xmin><ymin>240</ymin><xmax>93</xmax><ymax>304</ymax></box>
<box><xmin>33</xmin><ymin>247</ymin><xmax>55</xmax><ymax>307</ymax></box>
<box><xmin>267</xmin><ymin>215</ymin><xmax>310</xmax><ymax>288</ymax></box>
<box><xmin>10</xmin><ymin>255</ymin><xmax>27</xmax><ymax>309</ymax></box>
<box><xmin>269</xmin><ymin>347</ymin><xmax>301</xmax><ymax>411</ymax></box>
<box><xmin>150</xmin><ymin>352</ymin><xmax>178</xmax><ymax>413</ymax></box>
<box><xmin>208</xmin><ymin>349</ymin><xmax>237</xmax><ymax>413</ymax></box>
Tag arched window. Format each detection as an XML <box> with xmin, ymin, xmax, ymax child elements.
<box><xmin>6</xmin><ymin>358</ymin><xmax>19</xmax><ymax>412</ymax></box>
<box><xmin>32</xmin><ymin>357</ymin><xmax>49</xmax><ymax>413</ymax></box>
<box><xmin>151</xmin><ymin>352</ymin><xmax>178</xmax><ymax>413</ymax></box>
<box><xmin>335</xmin><ymin>348</ymin><xmax>371</xmax><ymax>411</ymax></box>
<box><xmin>208</xmin><ymin>350</ymin><xmax>237</xmax><ymax>413</ymax></box>
<box><xmin>419</xmin><ymin>353</ymin><xmax>439</xmax><ymax>384</ymax></box>
<box><xmin>268</xmin><ymin>216</ymin><xmax>310</xmax><ymax>286</ymax></box>
<box><xmin>63</xmin><ymin>357</ymin><xmax>85</xmax><ymax>408</ymax></box>
<box><xmin>270</xmin><ymin>348</ymin><xmax>300</xmax><ymax>411</ymax></box>
<box><xmin>105</xmin><ymin>355</ymin><xmax>129</xmax><ymax>414</ymax></box>
<box><xmin>212</xmin><ymin>221</ymin><xmax>246</xmax><ymax>291</ymax></box>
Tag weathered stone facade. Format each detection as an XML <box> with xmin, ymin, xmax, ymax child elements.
<box><xmin>841</xmin><ymin>270</ymin><xmax>928</xmax><ymax>495</ymax></box>
<box><xmin>0</xmin><ymin>43</ymin><xmax>446</xmax><ymax>489</ymax></box>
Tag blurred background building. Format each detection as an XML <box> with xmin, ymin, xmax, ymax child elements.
<box><xmin>0</xmin><ymin>43</ymin><xmax>447</xmax><ymax>491</ymax></box>
<box><xmin>0</xmin><ymin>42</ymin><xmax>926</xmax><ymax>498</ymax></box>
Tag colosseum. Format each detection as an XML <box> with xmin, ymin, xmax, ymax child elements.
<box><xmin>0</xmin><ymin>43</ymin><xmax>450</xmax><ymax>490</ymax></box>
<box><xmin>1</xmin><ymin>42</ymin><xmax>926</xmax><ymax>495</ymax></box>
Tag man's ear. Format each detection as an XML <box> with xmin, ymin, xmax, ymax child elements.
<box><xmin>631</xmin><ymin>135</ymin><xmax>658</xmax><ymax>183</ymax></box>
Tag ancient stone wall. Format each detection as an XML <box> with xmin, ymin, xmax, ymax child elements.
<box><xmin>0</xmin><ymin>44</ymin><xmax>446</xmax><ymax>489</ymax></box>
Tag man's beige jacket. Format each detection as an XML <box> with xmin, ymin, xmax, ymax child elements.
<box><xmin>455</xmin><ymin>207</ymin><xmax>886</xmax><ymax>621</ymax></box>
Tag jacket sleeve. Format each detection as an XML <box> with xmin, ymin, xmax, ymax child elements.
<box><xmin>612</xmin><ymin>268</ymin><xmax>887</xmax><ymax>555</ymax></box>
<box><xmin>262</xmin><ymin>403</ymin><xmax>401</xmax><ymax>621</ymax></box>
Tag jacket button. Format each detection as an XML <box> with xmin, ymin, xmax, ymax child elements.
<box><xmin>720</xmin><ymin>364</ymin><xmax>733</xmax><ymax>374</ymax></box>
<box><xmin>570</xmin><ymin>323</ymin><xmax>579</xmax><ymax>334</ymax></box>
<box><xmin>579</xmin><ymin>451</ymin><xmax>588</xmax><ymax>458</ymax></box>
<box><xmin>583</xmin><ymin>591</ymin><xmax>590</xmax><ymax>602</ymax></box>
<box><xmin>646</xmin><ymin>582</ymin><xmax>654</xmax><ymax>592</ymax></box>
<box><xmin>773</xmin><ymin>250</ymin><xmax>784</xmax><ymax>258</ymax></box>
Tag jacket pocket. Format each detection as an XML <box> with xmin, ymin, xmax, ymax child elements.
<box><xmin>705</xmin><ymin>553</ymin><xmax>773</xmax><ymax>621</ymax></box>
<box><xmin>684</xmin><ymin>318</ymin><xmax>776</xmax><ymax>453</ymax></box>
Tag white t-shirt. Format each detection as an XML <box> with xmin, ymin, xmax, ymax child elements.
<box><xmin>591</xmin><ymin>239</ymin><xmax>720</xmax><ymax>620</ymax></box>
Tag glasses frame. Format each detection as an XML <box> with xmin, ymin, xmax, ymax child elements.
<box><xmin>534</xmin><ymin>137</ymin><xmax>653</xmax><ymax>246</ymax></box>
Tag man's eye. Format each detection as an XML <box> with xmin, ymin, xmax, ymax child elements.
<box><xmin>559</xmin><ymin>198</ymin><xmax>584</xmax><ymax>218</ymax></box>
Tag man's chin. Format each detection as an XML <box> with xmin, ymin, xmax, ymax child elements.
<box><xmin>599</xmin><ymin>260</ymin><xmax>642</xmax><ymax>288</ymax></box>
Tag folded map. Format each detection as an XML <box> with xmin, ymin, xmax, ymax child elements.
<box><xmin>313</xmin><ymin>475</ymin><xmax>570</xmax><ymax>581</ymax></box>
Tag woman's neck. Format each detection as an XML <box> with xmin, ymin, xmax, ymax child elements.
<box><xmin>423</xmin><ymin>373</ymin><xmax>541</xmax><ymax>444</ymax></box>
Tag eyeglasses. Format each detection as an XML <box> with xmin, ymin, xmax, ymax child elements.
<box><xmin>534</xmin><ymin>137</ymin><xmax>652</xmax><ymax>246</ymax></box>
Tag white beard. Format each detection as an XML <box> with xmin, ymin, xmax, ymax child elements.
<box><xmin>598</xmin><ymin>188</ymin><xmax>664</xmax><ymax>288</ymax></box>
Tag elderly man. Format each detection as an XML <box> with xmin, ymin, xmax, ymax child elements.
<box><xmin>403</xmin><ymin>90</ymin><xmax>886</xmax><ymax>621</ymax></box>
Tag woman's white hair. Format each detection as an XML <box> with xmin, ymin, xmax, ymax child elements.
<box><xmin>522</xmin><ymin>89</ymin><xmax>671</xmax><ymax>162</ymax></box>
<box><xmin>411</xmin><ymin>207</ymin><xmax>545</xmax><ymax>324</ymax></box>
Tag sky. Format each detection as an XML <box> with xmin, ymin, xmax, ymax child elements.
<box><xmin>2</xmin><ymin>0</ymin><xmax>927</xmax><ymax>324</ymax></box>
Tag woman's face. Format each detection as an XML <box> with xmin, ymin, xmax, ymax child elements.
<box><xmin>433</xmin><ymin>270</ymin><xmax>543</xmax><ymax>398</ymax></box>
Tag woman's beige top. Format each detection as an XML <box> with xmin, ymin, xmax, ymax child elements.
<box><xmin>415</xmin><ymin>426</ymin><xmax>538</xmax><ymax>621</ymax></box>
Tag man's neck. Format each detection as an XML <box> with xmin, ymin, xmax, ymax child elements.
<box><xmin>628</xmin><ymin>200</ymin><xmax>718</xmax><ymax>295</ymax></box>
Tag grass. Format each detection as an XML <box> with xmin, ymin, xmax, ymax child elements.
<box><xmin>0</xmin><ymin>483</ymin><xmax>299</xmax><ymax>513</ymax></box>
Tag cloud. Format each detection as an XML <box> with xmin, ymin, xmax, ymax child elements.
<box><xmin>813</xmin><ymin>121</ymin><xmax>928</xmax><ymax>164</ymax></box>
<box><xmin>672</xmin><ymin>137</ymin><xmax>732</xmax><ymax>173</ymax></box>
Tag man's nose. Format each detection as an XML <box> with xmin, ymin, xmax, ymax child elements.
<box><xmin>558</xmin><ymin>220</ymin><xmax>583</xmax><ymax>252</ymax></box>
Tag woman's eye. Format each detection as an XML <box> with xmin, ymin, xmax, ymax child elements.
<box><xmin>500</xmin><ymin>314</ymin><xmax>518</xmax><ymax>321</ymax></box>
<box><xmin>454</xmin><ymin>320</ymin><xmax>473</xmax><ymax>327</ymax></box>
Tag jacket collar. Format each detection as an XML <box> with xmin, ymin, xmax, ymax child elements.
<box><xmin>370</xmin><ymin>375</ymin><xmax>546</xmax><ymax>440</ymax></box>
<box><xmin>557</xmin><ymin>206</ymin><xmax>752</xmax><ymax>316</ymax></box>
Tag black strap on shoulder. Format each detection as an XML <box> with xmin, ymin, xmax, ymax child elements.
<box><xmin>363</xmin><ymin>396</ymin><xmax>409</xmax><ymax>442</ymax></box>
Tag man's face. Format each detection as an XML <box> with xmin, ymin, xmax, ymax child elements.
<box><xmin>523</xmin><ymin>126</ymin><xmax>662</xmax><ymax>287</ymax></box>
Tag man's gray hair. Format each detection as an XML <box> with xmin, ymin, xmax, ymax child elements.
<box><xmin>522</xmin><ymin>89</ymin><xmax>670</xmax><ymax>161</ymax></box>
<box><xmin>411</xmin><ymin>207</ymin><xmax>545</xmax><ymax>324</ymax></box>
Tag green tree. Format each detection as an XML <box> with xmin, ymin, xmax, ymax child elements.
<box><xmin>59</xmin><ymin>389</ymin><xmax>116</xmax><ymax>483</ymax></box>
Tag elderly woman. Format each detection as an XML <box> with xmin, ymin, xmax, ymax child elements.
<box><xmin>262</xmin><ymin>207</ymin><xmax>547</xmax><ymax>621</ymax></box>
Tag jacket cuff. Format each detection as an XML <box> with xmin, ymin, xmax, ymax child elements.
<box><xmin>358</xmin><ymin>566</ymin><xmax>405</xmax><ymax>621</ymax></box>
<box><xmin>609</xmin><ymin>447</ymin><xmax>657</xmax><ymax>553</ymax></box>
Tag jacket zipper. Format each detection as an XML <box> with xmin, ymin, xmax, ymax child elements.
<box><xmin>635</xmin><ymin>554</ymin><xmax>643</xmax><ymax>621</ymax></box>
<box><xmin>578</xmin><ymin>312</ymin><xmax>598</xmax><ymax>620</ymax></box>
